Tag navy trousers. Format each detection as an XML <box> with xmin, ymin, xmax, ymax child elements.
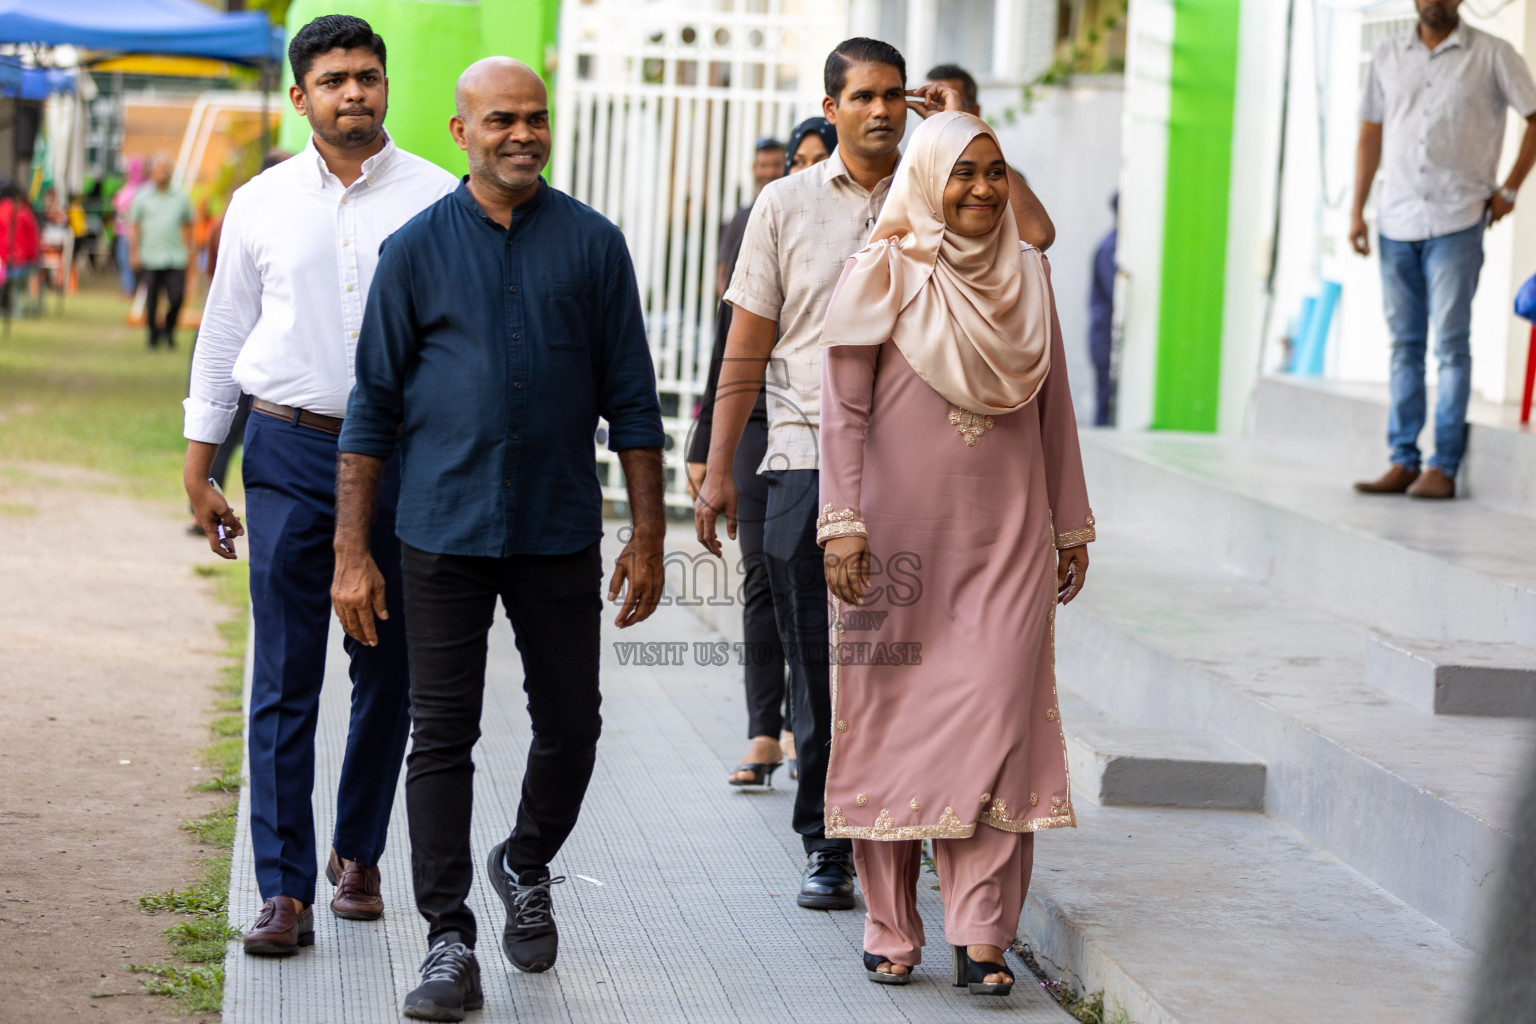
<box><xmin>242</xmin><ymin>410</ymin><xmax>412</xmax><ymax>906</ymax></box>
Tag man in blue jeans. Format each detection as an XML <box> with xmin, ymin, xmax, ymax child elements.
<box><xmin>1350</xmin><ymin>0</ymin><xmax>1536</xmax><ymax>499</ymax></box>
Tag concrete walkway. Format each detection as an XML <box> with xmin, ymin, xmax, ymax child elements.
<box><xmin>223</xmin><ymin>522</ymin><xmax>1074</xmax><ymax>1023</ymax></box>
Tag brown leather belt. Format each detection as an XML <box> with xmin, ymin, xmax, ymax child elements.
<box><xmin>252</xmin><ymin>398</ymin><xmax>345</xmax><ymax>435</ymax></box>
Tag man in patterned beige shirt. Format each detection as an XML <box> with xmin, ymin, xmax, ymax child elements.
<box><xmin>694</xmin><ymin>37</ymin><xmax>975</xmax><ymax>911</ymax></box>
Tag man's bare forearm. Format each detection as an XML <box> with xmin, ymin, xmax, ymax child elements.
<box><xmin>182</xmin><ymin>441</ymin><xmax>218</xmax><ymax>489</ymax></box>
<box><xmin>1502</xmin><ymin>115</ymin><xmax>1536</xmax><ymax>193</ymax></box>
<box><xmin>706</xmin><ymin>310</ymin><xmax>777</xmax><ymax>478</ymax></box>
<box><xmin>1009</xmin><ymin>169</ymin><xmax>1055</xmax><ymax>251</ymax></box>
<box><xmin>617</xmin><ymin>447</ymin><xmax>666</xmax><ymax>542</ymax></box>
<box><xmin>1354</xmin><ymin>122</ymin><xmax>1383</xmax><ymax>217</ymax></box>
<box><xmin>334</xmin><ymin>452</ymin><xmax>385</xmax><ymax>557</ymax></box>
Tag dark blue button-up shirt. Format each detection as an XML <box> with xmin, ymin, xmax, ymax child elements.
<box><xmin>340</xmin><ymin>179</ymin><xmax>665</xmax><ymax>557</ymax></box>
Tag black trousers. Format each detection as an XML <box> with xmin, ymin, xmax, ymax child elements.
<box><xmin>762</xmin><ymin>469</ymin><xmax>851</xmax><ymax>856</ymax></box>
<box><xmin>734</xmin><ymin>417</ymin><xmax>790</xmax><ymax>740</ymax></box>
<box><xmin>144</xmin><ymin>267</ymin><xmax>185</xmax><ymax>348</ymax></box>
<box><xmin>400</xmin><ymin>541</ymin><xmax>604</xmax><ymax>949</ymax></box>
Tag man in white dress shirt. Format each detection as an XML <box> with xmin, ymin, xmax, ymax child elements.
<box><xmin>182</xmin><ymin>14</ymin><xmax>457</xmax><ymax>956</ymax></box>
<box><xmin>1350</xmin><ymin>0</ymin><xmax>1536</xmax><ymax>499</ymax></box>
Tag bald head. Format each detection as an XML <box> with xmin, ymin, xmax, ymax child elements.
<box><xmin>455</xmin><ymin>57</ymin><xmax>544</xmax><ymax>119</ymax></box>
<box><xmin>450</xmin><ymin>56</ymin><xmax>551</xmax><ymax>201</ymax></box>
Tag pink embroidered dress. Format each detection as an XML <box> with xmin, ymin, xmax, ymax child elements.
<box><xmin>815</xmin><ymin>256</ymin><xmax>1094</xmax><ymax>841</ymax></box>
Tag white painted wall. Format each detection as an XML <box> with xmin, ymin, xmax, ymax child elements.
<box><xmin>989</xmin><ymin>81</ymin><xmax>1125</xmax><ymax>424</ymax></box>
<box><xmin>1114</xmin><ymin>0</ymin><xmax>1174</xmax><ymax>431</ymax></box>
<box><xmin>1217</xmin><ymin>0</ymin><xmax>1293</xmax><ymax>435</ymax></box>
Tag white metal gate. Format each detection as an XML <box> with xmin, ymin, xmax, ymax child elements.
<box><xmin>551</xmin><ymin>0</ymin><xmax>846</xmax><ymax>509</ymax></box>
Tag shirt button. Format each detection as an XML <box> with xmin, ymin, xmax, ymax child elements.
<box><xmin>514</xmin><ymin>381</ymin><xmax>523</xmax><ymax>389</ymax></box>
<box><xmin>341</xmin><ymin>197</ymin><xmax>349</xmax><ymax>205</ymax></box>
<box><xmin>512</xmin><ymin>332</ymin><xmax>521</xmax><ymax>340</ymax></box>
<box><xmin>342</xmin><ymin>239</ymin><xmax>351</xmax><ymax>246</ymax></box>
<box><xmin>503</xmin><ymin>478</ymin><xmax>512</xmax><ymax>487</ymax></box>
<box><xmin>508</xmin><ymin>285</ymin><xmax>517</xmax><ymax>294</ymax></box>
<box><xmin>511</xmin><ymin>432</ymin><xmax>519</xmax><ymax>440</ymax></box>
<box><xmin>347</xmin><ymin>284</ymin><xmax>354</xmax><ymax>292</ymax></box>
<box><xmin>350</xmin><ymin>331</ymin><xmax>359</xmax><ymax>338</ymax></box>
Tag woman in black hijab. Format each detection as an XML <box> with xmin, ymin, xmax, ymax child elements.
<box><xmin>689</xmin><ymin>116</ymin><xmax>841</xmax><ymax>789</ymax></box>
<box><xmin>784</xmin><ymin>117</ymin><xmax>838</xmax><ymax>175</ymax></box>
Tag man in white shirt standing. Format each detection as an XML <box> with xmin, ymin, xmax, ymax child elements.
<box><xmin>1350</xmin><ymin>0</ymin><xmax>1536</xmax><ymax>499</ymax></box>
<box><xmin>182</xmin><ymin>14</ymin><xmax>457</xmax><ymax>956</ymax></box>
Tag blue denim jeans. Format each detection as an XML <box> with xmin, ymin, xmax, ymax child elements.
<box><xmin>1377</xmin><ymin>222</ymin><xmax>1485</xmax><ymax>478</ymax></box>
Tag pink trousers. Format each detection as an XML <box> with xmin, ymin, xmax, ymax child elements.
<box><xmin>853</xmin><ymin>827</ymin><xmax>1036</xmax><ymax>966</ymax></box>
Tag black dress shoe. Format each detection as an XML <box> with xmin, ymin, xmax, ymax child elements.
<box><xmin>486</xmin><ymin>839</ymin><xmax>565</xmax><ymax>972</ymax></box>
<box><xmin>403</xmin><ymin>939</ymin><xmax>483</xmax><ymax>1021</ymax></box>
<box><xmin>798</xmin><ymin>848</ymin><xmax>856</xmax><ymax>909</ymax></box>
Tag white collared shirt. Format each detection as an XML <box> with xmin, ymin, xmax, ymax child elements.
<box><xmin>1360</xmin><ymin>22</ymin><xmax>1536</xmax><ymax>242</ymax></box>
<box><xmin>183</xmin><ymin>131</ymin><xmax>459</xmax><ymax>442</ymax></box>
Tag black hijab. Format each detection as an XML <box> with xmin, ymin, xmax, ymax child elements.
<box><xmin>784</xmin><ymin>117</ymin><xmax>839</xmax><ymax>176</ymax></box>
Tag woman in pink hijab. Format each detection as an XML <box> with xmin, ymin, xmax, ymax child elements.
<box><xmin>817</xmin><ymin>111</ymin><xmax>1094</xmax><ymax>995</ymax></box>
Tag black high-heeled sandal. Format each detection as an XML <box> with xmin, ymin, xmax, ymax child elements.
<box><xmin>863</xmin><ymin>951</ymin><xmax>912</xmax><ymax>985</ymax></box>
<box><xmin>951</xmin><ymin>945</ymin><xmax>1014</xmax><ymax>996</ymax></box>
<box><xmin>728</xmin><ymin>762</ymin><xmax>781</xmax><ymax>787</ymax></box>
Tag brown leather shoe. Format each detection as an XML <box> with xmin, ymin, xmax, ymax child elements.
<box><xmin>1407</xmin><ymin>467</ymin><xmax>1455</xmax><ymax>499</ymax></box>
<box><xmin>326</xmin><ymin>849</ymin><xmax>384</xmax><ymax>920</ymax></box>
<box><xmin>1353</xmin><ymin>464</ymin><xmax>1420</xmax><ymax>494</ymax></box>
<box><xmin>243</xmin><ymin>897</ymin><xmax>314</xmax><ymax>956</ymax></box>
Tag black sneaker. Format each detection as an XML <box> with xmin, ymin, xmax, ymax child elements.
<box><xmin>486</xmin><ymin>840</ymin><xmax>565</xmax><ymax>972</ymax></box>
<box><xmin>403</xmin><ymin>939</ymin><xmax>483</xmax><ymax>1022</ymax></box>
<box><xmin>798</xmin><ymin>848</ymin><xmax>856</xmax><ymax>910</ymax></box>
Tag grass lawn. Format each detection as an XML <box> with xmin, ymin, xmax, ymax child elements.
<box><xmin>0</xmin><ymin>278</ymin><xmax>236</xmax><ymax>504</ymax></box>
<box><xmin>2</xmin><ymin>275</ymin><xmax>252</xmax><ymax>1013</ymax></box>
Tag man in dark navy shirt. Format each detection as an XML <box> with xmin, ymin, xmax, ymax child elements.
<box><xmin>332</xmin><ymin>57</ymin><xmax>665</xmax><ymax>1022</ymax></box>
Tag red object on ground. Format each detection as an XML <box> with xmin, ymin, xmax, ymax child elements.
<box><xmin>1523</xmin><ymin>325</ymin><xmax>1536</xmax><ymax>426</ymax></box>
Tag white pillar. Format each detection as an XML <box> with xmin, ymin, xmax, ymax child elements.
<box><xmin>905</xmin><ymin>0</ymin><xmax>936</xmax><ymax>83</ymax></box>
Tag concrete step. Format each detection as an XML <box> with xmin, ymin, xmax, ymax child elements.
<box><xmin>1059</xmin><ymin>694</ymin><xmax>1266</xmax><ymax>810</ymax></box>
<box><xmin>1023</xmin><ymin>799</ymin><xmax>1475</xmax><ymax>1024</ymax></box>
<box><xmin>1366</xmin><ymin>635</ymin><xmax>1536</xmax><ymax>717</ymax></box>
<box><xmin>1251</xmin><ymin>374</ymin><xmax>1536</xmax><ymax>520</ymax></box>
<box><xmin>1054</xmin><ymin>532</ymin><xmax>1534</xmax><ymax>945</ymax></box>
<box><xmin>1081</xmin><ymin>429</ymin><xmax>1536</xmax><ymax>646</ymax></box>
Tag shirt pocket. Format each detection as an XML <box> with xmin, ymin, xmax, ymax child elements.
<box><xmin>541</xmin><ymin>280</ymin><xmax>597</xmax><ymax>351</ymax></box>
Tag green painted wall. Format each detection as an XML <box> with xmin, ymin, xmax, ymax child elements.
<box><xmin>1153</xmin><ymin>0</ymin><xmax>1242</xmax><ymax>432</ymax></box>
<box><xmin>279</xmin><ymin>0</ymin><xmax>558</xmax><ymax>176</ymax></box>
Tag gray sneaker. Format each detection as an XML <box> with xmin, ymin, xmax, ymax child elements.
<box><xmin>486</xmin><ymin>840</ymin><xmax>565</xmax><ymax>972</ymax></box>
<box><xmin>403</xmin><ymin>939</ymin><xmax>483</xmax><ymax>1021</ymax></box>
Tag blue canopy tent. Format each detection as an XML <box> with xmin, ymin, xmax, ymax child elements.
<box><xmin>0</xmin><ymin>0</ymin><xmax>283</xmax><ymax>313</ymax></box>
<box><xmin>0</xmin><ymin>0</ymin><xmax>283</xmax><ymax>64</ymax></box>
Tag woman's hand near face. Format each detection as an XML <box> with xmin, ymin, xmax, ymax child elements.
<box><xmin>824</xmin><ymin>535</ymin><xmax>871</xmax><ymax>606</ymax></box>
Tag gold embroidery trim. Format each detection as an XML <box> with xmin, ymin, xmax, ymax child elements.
<box><xmin>948</xmin><ymin>407</ymin><xmax>995</xmax><ymax>446</ymax></box>
<box><xmin>874</xmin><ymin>808</ymin><xmax>895</xmax><ymax>830</ymax></box>
<box><xmin>817</xmin><ymin>519</ymin><xmax>869</xmax><ymax>544</ymax></box>
<box><xmin>1054</xmin><ymin>509</ymin><xmax>1097</xmax><ymax>550</ymax></box>
<box><xmin>828</xmin><ymin>822</ymin><xmax>978</xmax><ymax>840</ymax></box>
<box><xmin>816</xmin><ymin>504</ymin><xmax>867</xmax><ymax>544</ymax></box>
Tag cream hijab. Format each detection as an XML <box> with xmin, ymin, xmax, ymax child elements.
<box><xmin>821</xmin><ymin>111</ymin><xmax>1051</xmax><ymax>416</ymax></box>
